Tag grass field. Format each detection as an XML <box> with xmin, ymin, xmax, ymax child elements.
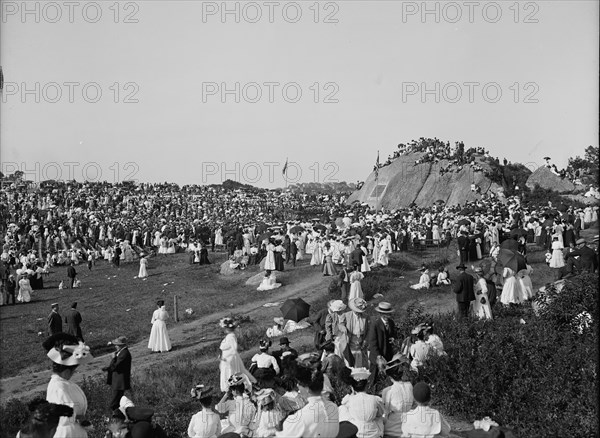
<box><xmin>1</xmin><ymin>231</ymin><xmax>596</xmax><ymax>437</ymax></box>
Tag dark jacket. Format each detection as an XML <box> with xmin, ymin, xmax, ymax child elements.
<box><xmin>367</xmin><ymin>317</ymin><xmax>397</xmax><ymax>361</ymax></box>
<box><xmin>565</xmin><ymin>245</ymin><xmax>597</xmax><ymax>271</ymax></box>
<box><xmin>67</xmin><ymin>266</ymin><xmax>77</xmax><ymax>279</ymax></box>
<box><xmin>453</xmin><ymin>271</ymin><xmax>476</xmax><ymax>303</ymax></box>
<box><xmin>311</xmin><ymin>308</ymin><xmax>329</xmax><ymax>349</ymax></box>
<box><xmin>106</xmin><ymin>347</ymin><xmax>132</xmax><ymax>390</ymax></box>
<box><xmin>349</xmin><ymin>248</ymin><xmax>364</xmax><ymax>268</ymax></box>
<box><xmin>64</xmin><ymin>308</ymin><xmax>83</xmax><ymax>341</ymax></box>
<box><xmin>47</xmin><ymin>311</ymin><xmax>62</xmax><ymax>336</ymax></box>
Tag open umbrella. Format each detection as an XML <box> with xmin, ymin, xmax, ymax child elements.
<box><xmin>497</xmin><ymin>248</ymin><xmax>527</xmax><ymax>273</ymax></box>
<box><xmin>281</xmin><ymin>298</ymin><xmax>310</xmax><ymax>322</ymax></box>
<box><xmin>557</xmin><ymin>204</ymin><xmax>568</xmax><ymax>212</ymax></box>
<box><xmin>457</xmin><ymin>218</ymin><xmax>470</xmax><ymax>226</ymax></box>
<box><xmin>290</xmin><ymin>225</ymin><xmax>304</xmax><ymax>234</ymax></box>
<box><xmin>509</xmin><ymin>228</ymin><xmax>528</xmax><ymax>238</ymax></box>
<box><xmin>500</xmin><ymin>238</ymin><xmax>519</xmax><ymax>252</ymax></box>
<box><xmin>313</xmin><ymin>224</ymin><xmax>327</xmax><ymax>232</ymax></box>
<box><xmin>257</xmin><ymin>232</ymin><xmax>273</xmax><ymax>242</ymax></box>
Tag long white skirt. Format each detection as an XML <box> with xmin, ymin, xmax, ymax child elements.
<box><xmin>148</xmin><ymin>320</ymin><xmax>171</xmax><ymax>352</ymax></box>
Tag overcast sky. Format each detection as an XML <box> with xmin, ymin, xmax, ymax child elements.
<box><xmin>1</xmin><ymin>0</ymin><xmax>598</xmax><ymax>188</ymax></box>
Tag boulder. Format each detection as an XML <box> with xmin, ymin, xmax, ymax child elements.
<box><xmin>526</xmin><ymin>166</ymin><xmax>575</xmax><ymax>193</ymax></box>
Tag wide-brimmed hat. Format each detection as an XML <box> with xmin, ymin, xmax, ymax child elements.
<box><xmin>350</xmin><ymin>367</ymin><xmax>371</xmax><ymax>381</ymax></box>
<box><xmin>273</xmin><ymin>317</ymin><xmax>285</xmax><ymax>325</ymax></box>
<box><xmin>190</xmin><ymin>384</ymin><xmax>214</xmax><ymax>400</ymax></box>
<box><xmin>255</xmin><ymin>388</ymin><xmax>275</xmax><ymax>406</ymax></box>
<box><xmin>47</xmin><ymin>341</ymin><xmax>93</xmax><ymax>366</ymax></box>
<box><xmin>575</xmin><ymin>238</ymin><xmax>586</xmax><ymax>245</ymax></box>
<box><xmin>329</xmin><ymin>300</ymin><xmax>346</xmax><ymax>312</ymax></box>
<box><xmin>279</xmin><ymin>336</ymin><xmax>290</xmax><ymax>345</ymax></box>
<box><xmin>117</xmin><ymin>396</ymin><xmax>135</xmax><ymax>419</ymax></box>
<box><xmin>348</xmin><ymin>297</ymin><xmax>367</xmax><ymax>313</ymax></box>
<box><xmin>219</xmin><ymin>317</ymin><xmax>238</xmax><ymax>329</ymax></box>
<box><xmin>474</xmin><ymin>266</ymin><xmax>484</xmax><ymax>275</ymax></box>
<box><xmin>456</xmin><ymin>264</ymin><xmax>467</xmax><ymax>270</ymax></box>
<box><xmin>375</xmin><ymin>302</ymin><xmax>394</xmax><ymax>313</ymax></box>
<box><xmin>109</xmin><ymin>336</ymin><xmax>127</xmax><ymax>346</ymax></box>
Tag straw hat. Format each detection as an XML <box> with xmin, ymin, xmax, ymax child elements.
<box><xmin>375</xmin><ymin>302</ymin><xmax>394</xmax><ymax>313</ymax></box>
<box><xmin>47</xmin><ymin>342</ymin><xmax>93</xmax><ymax>366</ymax></box>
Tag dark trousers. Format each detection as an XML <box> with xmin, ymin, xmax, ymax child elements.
<box><xmin>7</xmin><ymin>292</ymin><xmax>16</xmax><ymax>305</ymax></box>
<box><xmin>459</xmin><ymin>250</ymin><xmax>468</xmax><ymax>265</ymax></box>
<box><xmin>113</xmin><ymin>257</ymin><xmax>120</xmax><ymax>267</ymax></box>
<box><xmin>110</xmin><ymin>389</ymin><xmax>125</xmax><ymax>411</ymax></box>
<box><xmin>290</xmin><ymin>253</ymin><xmax>296</xmax><ymax>266</ymax></box>
<box><xmin>457</xmin><ymin>301</ymin><xmax>470</xmax><ymax>317</ymax></box>
<box><xmin>69</xmin><ymin>277</ymin><xmax>75</xmax><ymax>289</ymax></box>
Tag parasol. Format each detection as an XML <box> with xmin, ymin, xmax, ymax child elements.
<box><xmin>257</xmin><ymin>232</ymin><xmax>273</xmax><ymax>242</ymax></box>
<box><xmin>290</xmin><ymin>225</ymin><xmax>304</xmax><ymax>234</ymax></box>
<box><xmin>509</xmin><ymin>228</ymin><xmax>528</xmax><ymax>238</ymax></box>
<box><xmin>500</xmin><ymin>238</ymin><xmax>519</xmax><ymax>252</ymax></box>
<box><xmin>313</xmin><ymin>224</ymin><xmax>327</xmax><ymax>232</ymax></box>
<box><xmin>497</xmin><ymin>248</ymin><xmax>527</xmax><ymax>273</ymax></box>
<box><xmin>280</xmin><ymin>298</ymin><xmax>310</xmax><ymax>322</ymax></box>
<box><xmin>457</xmin><ymin>218</ymin><xmax>470</xmax><ymax>226</ymax></box>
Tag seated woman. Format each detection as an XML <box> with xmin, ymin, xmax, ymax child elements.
<box><xmin>401</xmin><ymin>382</ymin><xmax>451</xmax><ymax>437</ymax></box>
<box><xmin>382</xmin><ymin>361</ymin><xmax>414</xmax><ymax>438</ymax></box>
<box><xmin>410</xmin><ymin>266</ymin><xmax>430</xmax><ymax>290</ymax></box>
<box><xmin>215</xmin><ymin>374</ymin><xmax>257</xmax><ymax>436</ymax></box>
<box><xmin>250</xmin><ymin>339</ymin><xmax>280</xmax><ymax>389</ymax></box>
<box><xmin>435</xmin><ymin>266</ymin><xmax>451</xmax><ymax>286</ymax></box>
<box><xmin>257</xmin><ymin>270</ymin><xmax>282</xmax><ymax>291</ymax></box>
<box><xmin>188</xmin><ymin>385</ymin><xmax>221</xmax><ymax>438</ymax></box>
<box><xmin>409</xmin><ymin>328</ymin><xmax>432</xmax><ymax>372</ymax></box>
<box><xmin>338</xmin><ymin>367</ymin><xmax>384</xmax><ymax>438</ymax></box>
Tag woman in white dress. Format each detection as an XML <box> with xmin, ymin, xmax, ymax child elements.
<box><xmin>257</xmin><ymin>270</ymin><xmax>282</xmax><ymax>291</ymax></box>
<box><xmin>472</xmin><ymin>267</ymin><xmax>493</xmax><ymax>319</ymax></box>
<box><xmin>44</xmin><ymin>335</ymin><xmax>93</xmax><ymax>438</ymax></box>
<box><xmin>348</xmin><ymin>264</ymin><xmax>365</xmax><ymax>300</ymax></box>
<box><xmin>432</xmin><ymin>224</ymin><xmax>441</xmax><ymax>244</ymax></box>
<box><xmin>499</xmin><ymin>267</ymin><xmax>523</xmax><ymax>305</ymax></box>
<box><xmin>410</xmin><ymin>267</ymin><xmax>430</xmax><ymax>290</ymax></box>
<box><xmin>218</xmin><ymin>318</ymin><xmax>256</xmax><ymax>393</ymax></box>
<box><xmin>372</xmin><ymin>236</ymin><xmax>380</xmax><ymax>265</ymax></box>
<box><xmin>167</xmin><ymin>238</ymin><xmax>176</xmax><ymax>254</ymax></box>
<box><xmin>158</xmin><ymin>236</ymin><xmax>168</xmax><ymax>255</ymax></box>
<box><xmin>216</xmin><ymin>374</ymin><xmax>256</xmax><ymax>436</ymax></box>
<box><xmin>322</xmin><ymin>243</ymin><xmax>337</xmax><ymax>276</ymax></box>
<box><xmin>548</xmin><ymin>236</ymin><xmax>565</xmax><ymax>279</ymax></box>
<box><xmin>263</xmin><ymin>241</ymin><xmax>276</xmax><ymax>271</ymax></box>
<box><xmin>360</xmin><ymin>242</ymin><xmax>371</xmax><ymax>273</ymax></box>
<box><xmin>214</xmin><ymin>228</ymin><xmax>224</xmax><ymax>248</ymax></box>
<box><xmin>148</xmin><ymin>300</ymin><xmax>172</xmax><ymax>353</ymax></box>
<box><xmin>339</xmin><ymin>368</ymin><xmax>384</xmax><ymax>438</ymax></box>
<box><xmin>382</xmin><ymin>361</ymin><xmax>414</xmax><ymax>438</ymax></box>
<box><xmin>310</xmin><ymin>238</ymin><xmax>323</xmax><ymax>266</ymax></box>
<box><xmin>188</xmin><ymin>385</ymin><xmax>221</xmax><ymax>438</ymax></box>
<box><xmin>378</xmin><ymin>235</ymin><xmax>391</xmax><ymax>266</ymax></box>
<box><xmin>17</xmin><ymin>273</ymin><xmax>33</xmax><ymax>303</ymax></box>
<box><xmin>517</xmin><ymin>265</ymin><xmax>534</xmax><ymax>300</ymax></box>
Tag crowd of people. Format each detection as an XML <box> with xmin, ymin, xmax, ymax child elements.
<box><xmin>372</xmin><ymin>138</ymin><xmax>489</xmax><ymax>177</ymax></box>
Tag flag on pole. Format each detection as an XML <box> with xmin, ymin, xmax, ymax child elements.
<box><xmin>374</xmin><ymin>151</ymin><xmax>380</xmax><ymax>180</ymax></box>
<box><xmin>282</xmin><ymin>158</ymin><xmax>288</xmax><ymax>176</ymax></box>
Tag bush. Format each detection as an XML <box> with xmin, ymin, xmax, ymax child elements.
<box><xmin>0</xmin><ymin>398</ymin><xmax>31</xmax><ymax>438</ymax></box>
<box><xmin>415</xmin><ymin>300</ymin><xmax>598</xmax><ymax>437</ymax></box>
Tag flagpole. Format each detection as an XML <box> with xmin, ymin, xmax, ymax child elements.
<box><xmin>376</xmin><ymin>150</ymin><xmax>380</xmax><ymax>213</ymax></box>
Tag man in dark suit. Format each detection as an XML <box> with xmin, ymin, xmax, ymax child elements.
<box><xmin>310</xmin><ymin>304</ymin><xmax>330</xmax><ymax>350</ymax></box>
<box><xmin>47</xmin><ymin>303</ymin><xmax>62</xmax><ymax>336</ymax></box>
<box><xmin>64</xmin><ymin>302</ymin><xmax>84</xmax><ymax>341</ymax></box>
<box><xmin>102</xmin><ymin>336</ymin><xmax>132</xmax><ymax>411</ymax></box>
<box><xmin>113</xmin><ymin>244</ymin><xmax>122</xmax><ymax>268</ymax></box>
<box><xmin>453</xmin><ymin>264</ymin><xmax>475</xmax><ymax>317</ymax></box>
<box><xmin>66</xmin><ymin>262</ymin><xmax>77</xmax><ymax>289</ymax></box>
<box><xmin>367</xmin><ymin>302</ymin><xmax>397</xmax><ymax>386</ymax></box>
<box><xmin>457</xmin><ymin>232</ymin><xmax>469</xmax><ymax>264</ymax></box>
<box><xmin>284</xmin><ymin>235</ymin><xmax>292</xmax><ymax>264</ymax></box>
<box><xmin>564</xmin><ymin>238</ymin><xmax>598</xmax><ymax>277</ymax></box>
<box><xmin>349</xmin><ymin>246</ymin><xmax>364</xmax><ymax>269</ymax></box>
<box><xmin>338</xmin><ymin>266</ymin><xmax>351</xmax><ymax>301</ymax></box>
<box><xmin>272</xmin><ymin>337</ymin><xmax>299</xmax><ymax>370</ymax></box>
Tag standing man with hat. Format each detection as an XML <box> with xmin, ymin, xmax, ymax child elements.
<box><xmin>453</xmin><ymin>264</ymin><xmax>475</xmax><ymax>318</ymax></box>
<box><xmin>47</xmin><ymin>303</ymin><xmax>62</xmax><ymax>336</ymax></box>
<box><xmin>457</xmin><ymin>231</ymin><xmax>469</xmax><ymax>265</ymax></box>
<box><xmin>367</xmin><ymin>302</ymin><xmax>397</xmax><ymax>386</ymax></box>
<box><xmin>66</xmin><ymin>262</ymin><xmax>77</xmax><ymax>289</ymax></box>
<box><xmin>102</xmin><ymin>336</ymin><xmax>132</xmax><ymax>411</ymax></box>
<box><xmin>64</xmin><ymin>302</ymin><xmax>84</xmax><ymax>341</ymax></box>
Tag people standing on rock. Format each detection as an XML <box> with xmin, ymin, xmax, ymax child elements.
<box><xmin>452</xmin><ymin>264</ymin><xmax>475</xmax><ymax>318</ymax></box>
<box><xmin>102</xmin><ymin>335</ymin><xmax>132</xmax><ymax>411</ymax></box>
<box><xmin>148</xmin><ymin>300</ymin><xmax>172</xmax><ymax>353</ymax></box>
<box><xmin>47</xmin><ymin>303</ymin><xmax>62</xmax><ymax>336</ymax></box>
<box><xmin>64</xmin><ymin>302</ymin><xmax>84</xmax><ymax>341</ymax></box>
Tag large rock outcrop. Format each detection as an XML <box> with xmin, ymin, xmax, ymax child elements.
<box><xmin>346</xmin><ymin>152</ymin><xmax>502</xmax><ymax>209</ymax></box>
<box><xmin>526</xmin><ymin>166</ymin><xmax>575</xmax><ymax>193</ymax></box>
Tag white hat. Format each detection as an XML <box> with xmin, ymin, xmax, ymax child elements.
<box><xmin>329</xmin><ymin>300</ymin><xmax>346</xmax><ymax>312</ymax></box>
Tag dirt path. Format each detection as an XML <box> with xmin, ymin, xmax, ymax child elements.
<box><xmin>0</xmin><ymin>264</ymin><xmax>332</xmax><ymax>402</ymax></box>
